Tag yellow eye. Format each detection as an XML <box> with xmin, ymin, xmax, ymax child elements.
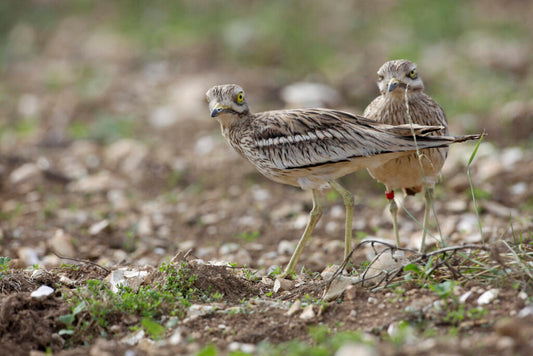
<box><xmin>236</xmin><ymin>92</ymin><xmax>244</xmax><ymax>104</ymax></box>
<box><xmin>408</xmin><ymin>69</ymin><xmax>417</xmax><ymax>79</ymax></box>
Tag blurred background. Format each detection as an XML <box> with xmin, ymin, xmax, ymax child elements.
<box><xmin>0</xmin><ymin>0</ymin><xmax>531</xmax><ymax>269</ymax></box>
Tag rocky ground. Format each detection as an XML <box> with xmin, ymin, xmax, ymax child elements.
<box><xmin>1</xmin><ymin>1</ymin><xmax>532</xmax><ymax>355</ymax></box>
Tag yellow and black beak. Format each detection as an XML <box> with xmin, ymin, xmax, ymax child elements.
<box><xmin>210</xmin><ymin>103</ymin><xmax>229</xmax><ymax>117</ymax></box>
<box><xmin>388</xmin><ymin>78</ymin><xmax>401</xmax><ymax>92</ymax></box>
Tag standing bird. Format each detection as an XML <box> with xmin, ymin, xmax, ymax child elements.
<box><xmin>206</xmin><ymin>84</ymin><xmax>479</xmax><ymax>277</ymax></box>
<box><xmin>365</xmin><ymin>59</ymin><xmax>450</xmax><ymax>252</ymax></box>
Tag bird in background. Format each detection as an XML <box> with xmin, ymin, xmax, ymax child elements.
<box><xmin>206</xmin><ymin>84</ymin><xmax>480</xmax><ymax>277</ymax></box>
<box><xmin>365</xmin><ymin>59</ymin><xmax>457</xmax><ymax>252</ymax></box>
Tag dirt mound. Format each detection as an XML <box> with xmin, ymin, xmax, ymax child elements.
<box><xmin>0</xmin><ymin>293</ymin><xmax>70</xmax><ymax>353</ymax></box>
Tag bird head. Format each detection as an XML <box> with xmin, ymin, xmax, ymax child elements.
<box><xmin>375</xmin><ymin>60</ymin><xmax>424</xmax><ymax>97</ymax></box>
<box><xmin>206</xmin><ymin>84</ymin><xmax>250</xmax><ymax>121</ymax></box>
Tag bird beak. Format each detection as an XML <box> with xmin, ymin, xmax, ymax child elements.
<box><xmin>388</xmin><ymin>78</ymin><xmax>401</xmax><ymax>92</ymax></box>
<box><xmin>210</xmin><ymin>103</ymin><xmax>228</xmax><ymax>117</ymax></box>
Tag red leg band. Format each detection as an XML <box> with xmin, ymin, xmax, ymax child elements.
<box><xmin>385</xmin><ymin>191</ymin><xmax>395</xmax><ymax>200</ymax></box>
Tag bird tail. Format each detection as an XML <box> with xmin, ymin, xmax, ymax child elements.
<box><xmin>413</xmin><ymin>132</ymin><xmax>484</xmax><ymax>148</ymax></box>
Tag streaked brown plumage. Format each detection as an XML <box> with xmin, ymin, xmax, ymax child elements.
<box><xmin>365</xmin><ymin>59</ymin><xmax>450</xmax><ymax>251</ymax></box>
<box><xmin>207</xmin><ymin>83</ymin><xmax>480</xmax><ymax>276</ymax></box>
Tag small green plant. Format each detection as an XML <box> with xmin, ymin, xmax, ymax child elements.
<box><xmin>141</xmin><ymin>317</ymin><xmax>165</xmax><ymax>340</ymax></box>
<box><xmin>237</xmin><ymin>230</ymin><xmax>260</xmax><ymax>242</ymax></box>
<box><xmin>58</xmin><ymin>301</ymin><xmax>86</xmax><ymax>336</ymax></box>
<box><xmin>0</xmin><ymin>256</ymin><xmax>11</xmax><ymax>278</ymax></box>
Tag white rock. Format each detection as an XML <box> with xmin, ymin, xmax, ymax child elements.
<box><xmin>510</xmin><ymin>182</ymin><xmax>527</xmax><ymax>195</ymax></box>
<box><xmin>187</xmin><ymin>304</ymin><xmax>216</xmax><ymax>318</ymax></box>
<box><xmin>518</xmin><ymin>305</ymin><xmax>533</xmax><ymax>318</ymax></box>
<box><xmin>105</xmin><ymin>139</ymin><xmax>148</xmax><ymax>174</ymax></box>
<box><xmin>299</xmin><ymin>305</ymin><xmax>315</xmax><ymax>320</ymax></box>
<box><xmin>273</xmin><ymin>278</ymin><xmax>294</xmax><ymax>293</ymax></box>
<box><xmin>292</xmin><ymin>214</ymin><xmax>309</xmax><ymax>229</ymax></box>
<box><xmin>252</xmin><ymin>187</ymin><xmax>270</xmax><ymax>201</ymax></box>
<box><xmin>137</xmin><ymin>216</ymin><xmax>153</xmax><ymax>236</ymax></box>
<box><xmin>18</xmin><ymin>247</ymin><xmax>40</xmax><ymax>266</ymax></box>
<box><xmin>9</xmin><ymin>163</ymin><xmax>41</xmax><ymax>185</ymax></box>
<box><xmin>194</xmin><ymin>135</ymin><xmax>217</xmax><ymax>156</ymax></box>
<box><xmin>150</xmin><ymin>105</ymin><xmax>179</xmax><ymax>129</ymax></box>
<box><xmin>31</xmin><ymin>285</ymin><xmax>54</xmax><ymax>298</ymax></box>
<box><xmin>335</xmin><ymin>343</ymin><xmax>375</xmax><ymax>356</ymax></box>
<box><xmin>286</xmin><ymin>300</ymin><xmax>302</xmax><ymax>316</ymax></box>
<box><xmin>459</xmin><ymin>291</ymin><xmax>473</xmax><ymax>304</ymax></box>
<box><xmin>168</xmin><ymin>329</ymin><xmax>184</xmax><ymax>345</ymax></box>
<box><xmin>323</xmin><ymin>276</ymin><xmax>357</xmax><ymax>301</ymax></box>
<box><xmin>49</xmin><ymin>229</ymin><xmax>76</xmax><ymax>257</ymax></box>
<box><xmin>477</xmin><ymin>289</ymin><xmax>499</xmax><ymax>305</ymax></box>
<box><xmin>121</xmin><ymin>329</ymin><xmax>145</xmax><ymax>346</ymax></box>
<box><xmin>59</xmin><ymin>275</ymin><xmax>76</xmax><ymax>287</ymax></box>
<box><xmin>68</xmin><ymin>171</ymin><xmax>127</xmax><ymax>193</ymax></box>
<box><xmin>278</xmin><ymin>240</ymin><xmax>296</xmax><ymax>255</ymax></box>
<box><xmin>367</xmin><ymin>297</ymin><xmax>378</xmax><ymax>305</ymax></box>
<box><xmin>105</xmin><ymin>270</ymin><xmax>126</xmax><ymax>293</ymax></box>
<box><xmin>88</xmin><ymin>219</ymin><xmax>110</xmax><ymax>235</ymax></box>
<box><xmin>456</xmin><ymin>214</ymin><xmax>479</xmax><ymax>233</ymax></box>
<box><xmin>220</xmin><ymin>242</ymin><xmax>240</xmax><ymax>255</ymax></box>
<box><xmin>228</xmin><ymin>342</ymin><xmax>256</xmax><ymax>354</ymax></box>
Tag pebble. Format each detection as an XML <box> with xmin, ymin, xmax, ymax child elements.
<box><xmin>299</xmin><ymin>305</ymin><xmax>315</xmax><ymax>320</ymax></box>
<box><xmin>31</xmin><ymin>285</ymin><xmax>54</xmax><ymax>298</ymax></box>
<box><xmin>286</xmin><ymin>300</ymin><xmax>302</xmax><ymax>316</ymax></box>
<box><xmin>518</xmin><ymin>305</ymin><xmax>533</xmax><ymax>319</ymax></box>
<box><xmin>219</xmin><ymin>242</ymin><xmax>240</xmax><ymax>255</ymax></box>
<box><xmin>88</xmin><ymin>219</ymin><xmax>110</xmax><ymax>235</ymax></box>
<box><xmin>273</xmin><ymin>278</ymin><xmax>294</xmax><ymax>293</ymax></box>
<box><xmin>18</xmin><ymin>247</ymin><xmax>40</xmax><ymax>266</ymax></box>
<box><xmin>9</xmin><ymin>163</ymin><xmax>41</xmax><ymax>185</ymax></box>
<box><xmin>459</xmin><ymin>291</ymin><xmax>473</xmax><ymax>304</ymax></box>
<box><xmin>68</xmin><ymin>171</ymin><xmax>127</xmax><ymax>193</ymax></box>
<box><xmin>49</xmin><ymin>229</ymin><xmax>76</xmax><ymax>257</ymax></box>
<box><xmin>187</xmin><ymin>304</ymin><xmax>217</xmax><ymax>318</ymax></box>
<box><xmin>335</xmin><ymin>343</ymin><xmax>375</xmax><ymax>356</ymax></box>
<box><xmin>228</xmin><ymin>342</ymin><xmax>256</xmax><ymax>354</ymax></box>
<box><xmin>168</xmin><ymin>328</ymin><xmax>184</xmax><ymax>346</ymax></box>
<box><xmin>277</xmin><ymin>240</ymin><xmax>296</xmax><ymax>255</ymax></box>
<box><xmin>323</xmin><ymin>276</ymin><xmax>357</xmax><ymax>301</ymax></box>
<box><xmin>477</xmin><ymin>289</ymin><xmax>499</xmax><ymax>305</ymax></box>
<box><xmin>121</xmin><ymin>329</ymin><xmax>145</xmax><ymax>346</ymax></box>
<box><xmin>150</xmin><ymin>105</ymin><xmax>179</xmax><ymax>129</ymax></box>
<box><xmin>104</xmin><ymin>139</ymin><xmax>148</xmax><ymax>175</ymax></box>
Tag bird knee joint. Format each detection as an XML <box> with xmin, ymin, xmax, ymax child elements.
<box><xmin>311</xmin><ymin>205</ymin><xmax>323</xmax><ymax>217</ymax></box>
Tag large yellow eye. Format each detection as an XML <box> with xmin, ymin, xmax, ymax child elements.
<box><xmin>236</xmin><ymin>91</ymin><xmax>244</xmax><ymax>104</ymax></box>
<box><xmin>408</xmin><ymin>69</ymin><xmax>417</xmax><ymax>79</ymax></box>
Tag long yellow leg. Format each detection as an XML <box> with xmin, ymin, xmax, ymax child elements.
<box><xmin>329</xmin><ymin>180</ymin><xmax>354</xmax><ymax>261</ymax></box>
<box><xmin>420</xmin><ymin>189</ymin><xmax>432</xmax><ymax>253</ymax></box>
<box><xmin>281</xmin><ymin>189</ymin><xmax>322</xmax><ymax>277</ymax></box>
<box><xmin>388</xmin><ymin>193</ymin><xmax>400</xmax><ymax>247</ymax></box>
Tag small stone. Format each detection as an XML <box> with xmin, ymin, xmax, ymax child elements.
<box><xmin>88</xmin><ymin>220</ymin><xmax>110</xmax><ymax>236</ymax></box>
<box><xmin>31</xmin><ymin>285</ymin><xmax>54</xmax><ymax>298</ymax></box>
<box><xmin>18</xmin><ymin>247</ymin><xmax>40</xmax><ymax>266</ymax></box>
<box><xmin>68</xmin><ymin>171</ymin><xmax>127</xmax><ymax>193</ymax></box>
<box><xmin>335</xmin><ymin>343</ymin><xmax>375</xmax><ymax>356</ymax></box>
<box><xmin>9</xmin><ymin>163</ymin><xmax>41</xmax><ymax>185</ymax></box>
<box><xmin>459</xmin><ymin>291</ymin><xmax>473</xmax><ymax>304</ymax></box>
<box><xmin>49</xmin><ymin>229</ymin><xmax>76</xmax><ymax>257</ymax></box>
<box><xmin>321</xmin><ymin>264</ymin><xmax>342</xmax><ymax>279</ymax></box>
<box><xmin>187</xmin><ymin>304</ymin><xmax>216</xmax><ymax>318</ymax></box>
<box><xmin>477</xmin><ymin>289</ymin><xmax>499</xmax><ymax>305</ymax></box>
<box><xmin>168</xmin><ymin>328</ymin><xmax>184</xmax><ymax>345</ymax></box>
<box><xmin>323</xmin><ymin>276</ymin><xmax>357</xmax><ymax>301</ymax></box>
<box><xmin>59</xmin><ymin>275</ymin><xmax>76</xmax><ymax>287</ymax></box>
<box><xmin>105</xmin><ymin>270</ymin><xmax>126</xmax><ymax>293</ymax></box>
<box><xmin>518</xmin><ymin>305</ymin><xmax>533</xmax><ymax>319</ymax></box>
<box><xmin>220</xmin><ymin>242</ymin><xmax>240</xmax><ymax>255</ymax></box>
<box><xmin>261</xmin><ymin>276</ymin><xmax>274</xmax><ymax>286</ymax></box>
<box><xmin>286</xmin><ymin>300</ymin><xmax>302</xmax><ymax>316</ymax></box>
<box><xmin>367</xmin><ymin>297</ymin><xmax>378</xmax><ymax>305</ymax></box>
<box><xmin>228</xmin><ymin>342</ymin><xmax>256</xmax><ymax>354</ymax></box>
<box><xmin>121</xmin><ymin>329</ymin><xmax>145</xmax><ymax>346</ymax></box>
<box><xmin>273</xmin><ymin>278</ymin><xmax>294</xmax><ymax>293</ymax></box>
<box><xmin>105</xmin><ymin>139</ymin><xmax>148</xmax><ymax>175</ymax></box>
<box><xmin>299</xmin><ymin>305</ymin><xmax>315</xmax><ymax>320</ymax></box>
<box><xmin>277</xmin><ymin>240</ymin><xmax>295</xmax><ymax>255</ymax></box>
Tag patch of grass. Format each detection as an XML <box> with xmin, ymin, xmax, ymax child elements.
<box><xmin>61</xmin><ymin>261</ymin><xmax>221</xmax><ymax>344</ymax></box>
<box><xmin>68</xmin><ymin>114</ymin><xmax>137</xmax><ymax>143</ymax></box>
<box><xmin>236</xmin><ymin>230</ymin><xmax>260</xmax><ymax>242</ymax></box>
<box><xmin>255</xmin><ymin>325</ymin><xmax>372</xmax><ymax>356</ymax></box>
